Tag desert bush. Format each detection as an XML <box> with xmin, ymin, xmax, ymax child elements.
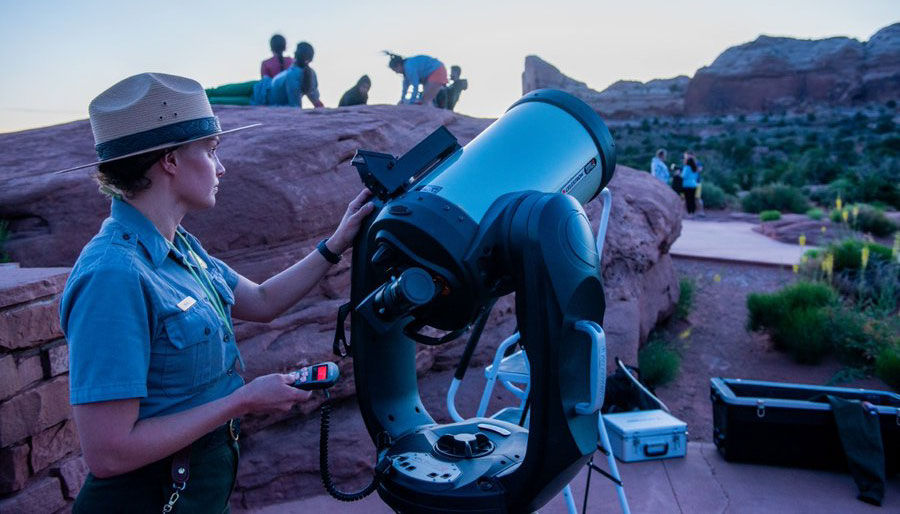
<box><xmin>806</xmin><ymin>208</ymin><xmax>824</xmax><ymax>220</ymax></box>
<box><xmin>831</xmin><ymin>160</ymin><xmax>900</xmax><ymax>209</ymax></box>
<box><xmin>676</xmin><ymin>278</ymin><xmax>695</xmax><ymax>319</ymax></box>
<box><xmin>747</xmin><ymin>281</ymin><xmax>836</xmax><ymax>335</ymax></box>
<box><xmin>875</xmin><ymin>344</ymin><xmax>900</xmax><ymax>390</ymax></box>
<box><xmin>827</xmin><ymin>204</ymin><xmax>897</xmax><ymax>237</ymax></box>
<box><xmin>827</xmin><ymin>306</ymin><xmax>898</xmax><ymax>368</ymax></box>
<box><xmin>845</xmin><ymin>204</ymin><xmax>897</xmax><ymax>237</ymax></box>
<box><xmin>700</xmin><ymin>182</ymin><xmax>729</xmax><ymax>209</ymax></box>
<box><xmin>759</xmin><ymin>210</ymin><xmax>781</xmax><ymax>222</ymax></box>
<box><xmin>741</xmin><ymin>184</ymin><xmax>810</xmax><ymax>214</ymax></box>
<box><xmin>638</xmin><ymin>337</ymin><xmax>680</xmax><ymax>388</ymax></box>
<box><xmin>825</xmin><ymin>239</ymin><xmax>893</xmax><ymax>272</ymax></box>
<box><xmin>779</xmin><ymin>307</ymin><xmax>831</xmax><ymax>363</ymax></box>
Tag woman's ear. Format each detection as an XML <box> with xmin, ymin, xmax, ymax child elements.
<box><xmin>159</xmin><ymin>149</ymin><xmax>179</xmax><ymax>176</ymax></box>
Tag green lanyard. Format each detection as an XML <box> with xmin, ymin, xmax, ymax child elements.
<box><xmin>170</xmin><ymin>232</ymin><xmax>233</xmax><ymax>335</ymax></box>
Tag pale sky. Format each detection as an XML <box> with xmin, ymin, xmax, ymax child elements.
<box><xmin>0</xmin><ymin>0</ymin><xmax>896</xmax><ymax>133</ymax></box>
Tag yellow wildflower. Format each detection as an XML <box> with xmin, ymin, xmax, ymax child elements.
<box><xmin>713</xmin><ymin>274</ymin><xmax>721</xmax><ymax>283</ymax></box>
<box><xmin>798</xmin><ymin>234</ymin><xmax>806</xmax><ymax>247</ymax></box>
<box><xmin>792</xmin><ymin>264</ymin><xmax>799</xmax><ymax>274</ymax></box>
<box><xmin>821</xmin><ymin>225</ymin><xmax>827</xmax><ymax>234</ymax></box>
<box><xmin>861</xmin><ymin>246</ymin><xmax>870</xmax><ymax>270</ymax></box>
<box><xmin>842</xmin><ymin>209</ymin><xmax>849</xmax><ymax>223</ymax></box>
<box><xmin>836</xmin><ymin>197</ymin><xmax>842</xmax><ymax>211</ymax></box>
<box><xmin>679</xmin><ymin>328</ymin><xmax>692</xmax><ymax>340</ymax></box>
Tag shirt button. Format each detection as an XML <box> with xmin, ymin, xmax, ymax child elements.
<box><xmin>224</xmin><ymin>334</ymin><xmax>230</xmax><ymax>341</ymax></box>
<box><xmin>122</xmin><ymin>233</ymin><xmax>130</xmax><ymax>240</ymax></box>
<box><xmin>204</xmin><ymin>327</ymin><xmax>211</xmax><ymax>335</ymax></box>
<box><xmin>226</xmin><ymin>368</ymin><xmax>234</xmax><ymax>375</ymax></box>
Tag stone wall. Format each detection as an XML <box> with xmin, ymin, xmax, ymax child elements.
<box><xmin>0</xmin><ymin>267</ymin><xmax>87</xmax><ymax>513</ymax></box>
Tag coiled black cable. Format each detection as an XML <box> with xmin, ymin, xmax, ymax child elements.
<box><xmin>319</xmin><ymin>397</ymin><xmax>378</xmax><ymax>501</ymax></box>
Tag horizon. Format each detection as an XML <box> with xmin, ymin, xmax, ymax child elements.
<box><xmin>0</xmin><ymin>0</ymin><xmax>897</xmax><ymax>134</ymax></box>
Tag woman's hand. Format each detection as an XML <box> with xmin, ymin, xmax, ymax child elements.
<box><xmin>327</xmin><ymin>189</ymin><xmax>375</xmax><ymax>254</ymax></box>
<box><xmin>234</xmin><ymin>373</ymin><xmax>310</xmax><ymax>414</ymax></box>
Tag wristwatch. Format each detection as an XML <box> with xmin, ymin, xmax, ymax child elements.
<box><xmin>316</xmin><ymin>238</ymin><xmax>342</xmax><ymax>264</ymax></box>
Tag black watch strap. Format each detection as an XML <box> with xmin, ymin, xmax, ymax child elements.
<box><xmin>317</xmin><ymin>238</ymin><xmax>342</xmax><ymax>264</ymax></box>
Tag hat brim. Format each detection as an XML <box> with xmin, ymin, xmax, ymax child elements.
<box><xmin>53</xmin><ymin>123</ymin><xmax>262</xmax><ymax>174</ymax></box>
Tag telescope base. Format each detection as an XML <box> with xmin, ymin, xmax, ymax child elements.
<box><xmin>375</xmin><ymin>418</ymin><xmax>528</xmax><ymax>513</ymax></box>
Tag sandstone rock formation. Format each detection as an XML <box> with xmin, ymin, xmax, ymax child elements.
<box><xmin>0</xmin><ymin>104</ymin><xmax>681</xmax><ymax>510</ymax></box>
<box><xmin>524</xmin><ymin>22</ymin><xmax>900</xmax><ymax>118</ymax></box>
<box><xmin>685</xmin><ymin>23</ymin><xmax>900</xmax><ymax>114</ymax></box>
<box><xmin>522</xmin><ymin>55</ymin><xmax>688</xmax><ymax>119</ymax></box>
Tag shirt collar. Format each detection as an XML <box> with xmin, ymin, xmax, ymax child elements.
<box><xmin>110</xmin><ymin>198</ymin><xmax>174</xmax><ymax>268</ymax></box>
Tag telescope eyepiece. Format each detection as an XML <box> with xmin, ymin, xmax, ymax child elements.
<box><xmin>374</xmin><ymin>267</ymin><xmax>436</xmax><ymax>320</ymax></box>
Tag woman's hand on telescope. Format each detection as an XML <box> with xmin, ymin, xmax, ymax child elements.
<box><xmin>328</xmin><ymin>189</ymin><xmax>375</xmax><ymax>254</ymax></box>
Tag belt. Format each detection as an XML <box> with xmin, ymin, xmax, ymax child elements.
<box><xmin>171</xmin><ymin>419</ymin><xmax>241</xmax><ymax>486</ymax></box>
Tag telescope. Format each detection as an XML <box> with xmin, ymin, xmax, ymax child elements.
<box><xmin>335</xmin><ymin>89</ymin><xmax>616</xmax><ymax>512</ymax></box>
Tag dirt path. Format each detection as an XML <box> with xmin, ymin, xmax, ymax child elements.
<box><xmin>655</xmin><ymin>257</ymin><xmax>892</xmax><ymax>442</ymax></box>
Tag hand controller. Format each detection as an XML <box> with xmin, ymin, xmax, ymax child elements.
<box><xmin>291</xmin><ymin>362</ymin><xmax>340</xmax><ymax>390</ymax></box>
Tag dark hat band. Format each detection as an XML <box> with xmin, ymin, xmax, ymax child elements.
<box><xmin>95</xmin><ymin>116</ymin><xmax>221</xmax><ymax>161</ymax></box>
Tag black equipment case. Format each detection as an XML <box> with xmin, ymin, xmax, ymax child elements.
<box><xmin>710</xmin><ymin>378</ymin><xmax>900</xmax><ymax>474</ymax></box>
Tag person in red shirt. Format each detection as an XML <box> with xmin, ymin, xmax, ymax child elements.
<box><xmin>260</xmin><ymin>34</ymin><xmax>294</xmax><ymax>79</ymax></box>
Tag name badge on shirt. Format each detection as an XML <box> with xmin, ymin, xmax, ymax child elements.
<box><xmin>177</xmin><ymin>296</ymin><xmax>197</xmax><ymax>311</ymax></box>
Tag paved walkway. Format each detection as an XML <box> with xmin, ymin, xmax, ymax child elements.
<box><xmin>670</xmin><ymin>219</ymin><xmax>812</xmax><ymax>267</ymax></box>
<box><xmin>249</xmin><ymin>442</ymin><xmax>899</xmax><ymax>513</ymax></box>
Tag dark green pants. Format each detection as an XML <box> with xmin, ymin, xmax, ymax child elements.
<box><xmin>73</xmin><ymin>438</ymin><xmax>239</xmax><ymax>514</ymax></box>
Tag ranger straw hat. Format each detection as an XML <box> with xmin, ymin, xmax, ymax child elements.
<box><xmin>56</xmin><ymin>73</ymin><xmax>258</xmax><ymax>173</ymax></box>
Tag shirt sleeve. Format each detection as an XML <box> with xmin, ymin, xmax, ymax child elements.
<box><xmin>63</xmin><ymin>265</ymin><xmax>151</xmax><ymax>405</ymax></box>
<box><xmin>207</xmin><ymin>255</ymin><xmax>239</xmax><ymax>291</ymax></box>
<box><xmin>306</xmin><ymin>68</ymin><xmax>321</xmax><ymax>103</ymax></box>
<box><xmin>286</xmin><ymin>68</ymin><xmax>301</xmax><ymax>107</ymax></box>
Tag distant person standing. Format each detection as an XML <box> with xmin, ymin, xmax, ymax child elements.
<box><xmin>385</xmin><ymin>52</ymin><xmax>447</xmax><ymax>106</ymax></box>
<box><xmin>436</xmin><ymin>65</ymin><xmax>468</xmax><ymax>110</ymax></box>
<box><xmin>255</xmin><ymin>41</ymin><xmax>325</xmax><ymax>108</ymax></box>
<box><xmin>681</xmin><ymin>155</ymin><xmax>700</xmax><ymax>215</ymax></box>
<box><xmin>338</xmin><ymin>75</ymin><xmax>371</xmax><ymax>107</ymax></box>
<box><xmin>685</xmin><ymin>151</ymin><xmax>705</xmax><ymax>216</ymax></box>
<box><xmin>260</xmin><ymin>34</ymin><xmax>294</xmax><ymax>79</ymax></box>
<box><xmin>651</xmin><ymin>149</ymin><xmax>670</xmax><ymax>184</ymax></box>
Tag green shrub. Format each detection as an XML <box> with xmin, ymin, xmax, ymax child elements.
<box><xmin>827</xmin><ymin>307</ymin><xmax>893</xmax><ymax>367</ymax></box>
<box><xmin>676</xmin><ymin>278</ymin><xmax>694</xmax><ymax>319</ymax></box>
<box><xmin>701</xmin><ymin>182</ymin><xmax>728</xmax><ymax>209</ymax></box>
<box><xmin>741</xmin><ymin>184</ymin><xmax>810</xmax><ymax>214</ymax></box>
<box><xmin>760</xmin><ymin>210</ymin><xmax>781</xmax><ymax>222</ymax></box>
<box><xmin>747</xmin><ymin>282</ymin><xmax>837</xmax><ymax>357</ymax></box>
<box><xmin>826</xmin><ymin>239</ymin><xmax>893</xmax><ymax>272</ymax></box>
<box><xmin>875</xmin><ymin>344</ymin><xmax>900</xmax><ymax>390</ymax></box>
<box><xmin>747</xmin><ymin>281</ymin><xmax>836</xmax><ymax>332</ymax></box>
<box><xmin>806</xmin><ymin>208</ymin><xmax>824</xmax><ymax>220</ymax></box>
<box><xmin>778</xmin><ymin>307</ymin><xmax>831</xmax><ymax>364</ymax></box>
<box><xmin>829</xmin><ymin>204</ymin><xmax>896</xmax><ymax>236</ymax></box>
<box><xmin>854</xmin><ymin>205</ymin><xmax>897</xmax><ymax>236</ymax></box>
<box><xmin>638</xmin><ymin>338</ymin><xmax>680</xmax><ymax>388</ymax></box>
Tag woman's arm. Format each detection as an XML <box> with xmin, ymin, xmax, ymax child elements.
<box><xmin>75</xmin><ymin>373</ymin><xmax>308</xmax><ymax>478</ymax></box>
<box><xmin>231</xmin><ymin>189</ymin><xmax>374</xmax><ymax>322</ymax></box>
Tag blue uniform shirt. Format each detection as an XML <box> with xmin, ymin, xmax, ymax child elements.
<box><xmin>60</xmin><ymin>198</ymin><xmax>244</xmax><ymax>419</ymax></box>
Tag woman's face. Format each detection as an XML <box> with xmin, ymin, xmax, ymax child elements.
<box><xmin>172</xmin><ymin>137</ymin><xmax>224</xmax><ymax>210</ymax></box>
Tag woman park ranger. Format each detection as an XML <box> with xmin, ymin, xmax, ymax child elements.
<box><xmin>57</xmin><ymin>73</ymin><xmax>373</xmax><ymax>512</ymax></box>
